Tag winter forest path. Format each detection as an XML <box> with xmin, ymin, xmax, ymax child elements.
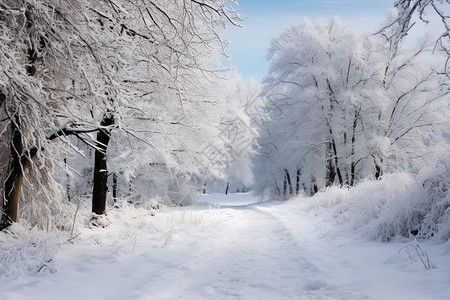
<box><xmin>2</xmin><ymin>193</ymin><xmax>449</xmax><ymax>299</ymax></box>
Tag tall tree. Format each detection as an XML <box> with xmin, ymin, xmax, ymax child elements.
<box><xmin>1</xmin><ymin>0</ymin><xmax>244</xmax><ymax>228</ymax></box>
<box><xmin>254</xmin><ymin>18</ymin><xmax>447</xmax><ymax>198</ymax></box>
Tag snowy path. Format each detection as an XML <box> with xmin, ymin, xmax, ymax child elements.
<box><xmin>1</xmin><ymin>193</ymin><xmax>450</xmax><ymax>299</ymax></box>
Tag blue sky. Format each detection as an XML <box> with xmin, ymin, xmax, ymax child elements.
<box><xmin>221</xmin><ymin>0</ymin><xmax>410</xmax><ymax>80</ymax></box>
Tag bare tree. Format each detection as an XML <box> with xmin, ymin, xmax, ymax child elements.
<box><xmin>378</xmin><ymin>0</ymin><xmax>450</xmax><ymax>70</ymax></box>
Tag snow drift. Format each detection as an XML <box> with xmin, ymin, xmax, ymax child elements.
<box><xmin>301</xmin><ymin>156</ymin><xmax>450</xmax><ymax>242</ymax></box>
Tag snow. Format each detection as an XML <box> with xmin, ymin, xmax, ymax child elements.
<box><xmin>198</xmin><ymin>191</ymin><xmax>261</xmax><ymax>207</ymax></box>
<box><xmin>1</xmin><ymin>192</ymin><xmax>450</xmax><ymax>299</ymax></box>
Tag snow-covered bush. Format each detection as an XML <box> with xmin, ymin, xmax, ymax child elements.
<box><xmin>302</xmin><ymin>155</ymin><xmax>450</xmax><ymax>242</ymax></box>
<box><xmin>0</xmin><ymin>223</ymin><xmax>60</xmax><ymax>278</ymax></box>
<box><xmin>386</xmin><ymin>155</ymin><xmax>450</xmax><ymax>241</ymax></box>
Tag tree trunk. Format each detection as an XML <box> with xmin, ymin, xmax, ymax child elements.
<box><xmin>350</xmin><ymin>163</ymin><xmax>356</xmax><ymax>187</ymax></box>
<box><xmin>1</xmin><ymin>16</ymin><xmax>38</xmax><ymax>229</ymax></box>
<box><xmin>112</xmin><ymin>172</ymin><xmax>117</xmax><ymax>202</ymax></box>
<box><xmin>310</xmin><ymin>176</ymin><xmax>319</xmax><ymax>196</ymax></box>
<box><xmin>331</xmin><ymin>140</ymin><xmax>343</xmax><ymax>186</ymax></box>
<box><xmin>375</xmin><ymin>157</ymin><xmax>383</xmax><ymax>180</ymax></box>
<box><xmin>296</xmin><ymin>168</ymin><xmax>301</xmax><ymax>195</ymax></box>
<box><xmin>325</xmin><ymin>142</ymin><xmax>336</xmax><ymax>187</ymax></box>
<box><xmin>284</xmin><ymin>169</ymin><xmax>293</xmax><ymax>196</ymax></box>
<box><xmin>92</xmin><ymin>114</ymin><xmax>114</xmax><ymax>215</ymax></box>
<box><xmin>1</xmin><ymin>118</ymin><xmax>24</xmax><ymax>229</ymax></box>
<box><xmin>325</xmin><ymin>81</ymin><xmax>343</xmax><ymax>186</ymax></box>
<box><xmin>225</xmin><ymin>182</ymin><xmax>229</xmax><ymax>195</ymax></box>
<box><xmin>349</xmin><ymin>109</ymin><xmax>360</xmax><ymax>187</ymax></box>
<box><xmin>64</xmin><ymin>158</ymin><xmax>71</xmax><ymax>202</ymax></box>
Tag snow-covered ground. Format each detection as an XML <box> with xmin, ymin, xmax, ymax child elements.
<box><xmin>1</xmin><ymin>192</ymin><xmax>450</xmax><ymax>299</ymax></box>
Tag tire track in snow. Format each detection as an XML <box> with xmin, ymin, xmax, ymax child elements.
<box><xmin>177</xmin><ymin>204</ymin><xmax>367</xmax><ymax>299</ymax></box>
<box><xmin>252</xmin><ymin>204</ymin><xmax>371</xmax><ymax>299</ymax></box>
<box><xmin>183</xmin><ymin>206</ymin><xmax>311</xmax><ymax>299</ymax></box>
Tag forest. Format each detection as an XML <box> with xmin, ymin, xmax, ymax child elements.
<box><xmin>0</xmin><ymin>0</ymin><xmax>449</xmax><ymax>298</ymax></box>
<box><xmin>0</xmin><ymin>0</ymin><xmax>258</xmax><ymax>229</ymax></box>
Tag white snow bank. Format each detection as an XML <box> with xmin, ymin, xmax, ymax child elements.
<box><xmin>298</xmin><ymin>156</ymin><xmax>450</xmax><ymax>242</ymax></box>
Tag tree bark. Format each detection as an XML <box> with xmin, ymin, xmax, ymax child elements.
<box><xmin>112</xmin><ymin>172</ymin><xmax>117</xmax><ymax>202</ymax></box>
<box><xmin>349</xmin><ymin>110</ymin><xmax>359</xmax><ymax>186</ymax></box>
<box><xmin>92</xmin><ymin>114</ymin><xmax>114</xmax><ymax>215</ymax></box>
<box><xmin>325</xmin><ymin>142</ymin><xmax>336</xmax><ymax>187</ymax></box>
<box><xmin>1</xmin><ymin>13</ymin><xmax>38</xmax><ymax>229</ymax></box>
<box><xmin>64</xmin><ymin>158</ymin><xmax>71</xmax><ymax>202</ymax></box>
<box><xmin>331</xmin><ymin>139</ymin><xmax>343</xmax><ymax>186</ymax></box>
<box><xmin>225</xmin><ymin>182</ymin><xmax>229</xmax><ymax>195</ymax></box>
<box><xmin>284</xmin><ymin>169</ymin><xmax>293</xmax><ymax>196</ymax></box>
<box><xmin>1</xmin><ymin>117</ymin><xmax>24</xmax><ymax>229</ymax></box>
<box><xmin>296</xmin><ymin>168</ymin><xmax>301</xmax><ymax>195</ymax></box>
<box><xmin>325</xmin><ymin>80</ymin><xmax>343</xmax><ymax>186</ymax></box>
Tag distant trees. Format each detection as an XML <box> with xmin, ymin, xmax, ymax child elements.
<box><xmin>0</xmin><ymin>0</ymin><xmax>244</xmax><ymax>229</ymax></box>
<box><xmin>203</xmin><ymin>72</ymin><xmax>260</xmax><ymax>194</ymax></box>
<box><xmin>254</xmin><ymin>18</ymin><xmax>448</xmax><ymax>198</ymax></box>
<box><xmin>103</xmin><ymin>71</ymin><xmax>259</xmax><ymax>205</ymax></box>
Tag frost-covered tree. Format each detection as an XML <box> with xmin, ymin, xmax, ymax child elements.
<box><xmin>376</xmin><ymin>1</ymin><xmax>450</xmax><ymax>239</ymax></box>
<box><xmin>83</xmin><ymin>0</ymin><xmax>244</xmax><ymax>216</ymax></box>
<box><xmin>202</xmin><ymin>72</ymin><xmax>260</xmax><ymax>194</ymax></box>
<box><xmin>378</xmin><ymin>0</ymin><xmax>449</xmax><ymax>53</ymax></box>
<box><xmin>254</xmin><ymin>18</ymin><xmax>448</xmax><ymax>198</ymax></box>
<box><xmin>0</xmin><ymin>0</ymin><xmax>103</xmax><ymax>229</ymax></box>
<box><xmin>0</xmin><ymin>0</ymin><xmax>244</xmax><ymax>229</ymax></box>
<box><xmin>255</xmin><ymin>19</ymin><xmax>385</xmax><ymax>196</ymax></box>
<box><xmin>91</xmin><ymin>70</ymin><xmax>260</xmax><ymax>204</ymax></box>
<box><xmin>375</xmin><ymin>33</ymin><xmax>448</xmax><ymax>174</ymax></box>
<box><xmin>377</xmin><ymin>0</ymin><xmax>450</xmax><ymax>77</ymax></box>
